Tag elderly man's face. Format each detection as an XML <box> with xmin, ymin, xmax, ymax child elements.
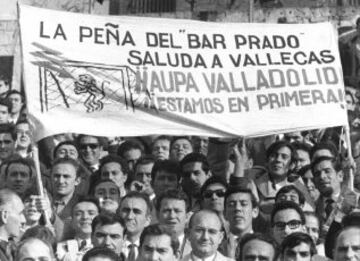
<box><xmin>17</xmin><ymin>238</ymin><xmax>53</xmax><ymax>261</ymax></box>
<box><xmin>334</xmin><ymin>227</ymin><xmax>360</xmax><ymax>261</ymax></box>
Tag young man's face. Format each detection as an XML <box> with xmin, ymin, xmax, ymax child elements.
<box><xmin>51</xmin><ymin>163</ymin><xmax>79</xmax><ymax>197</ymax></box>
<box><xmin>157</xmin><ymin>198</ymin><xmax>187</xmax><ymax>236</ymax></box>
<box><xmin>100</xmin><ymin>162</ymin><xmax>127</xmax><ymax>189</ymax></box>
<box><xmin>6</xmin><ymin>163</ymin><xmax>32</xmax><ymax>195</ymax></box>
<box><xmin>139</xmin><ymin>234</ymin><xmax>178</xmax><ymax>261</ymax></box>
<box><xmin>79</xmin><ymin>136</ymin><xmax>102</xmax><ymax>166</ymax></box>
<box><xmin>0</xmin><ymin>104</ymin><xmax>9</xmax><ymax>124</ymax></box>
<box><xmin>0</xmin><ymin>80</ymin><xmax>9</xmax><ymax>97</ymax></box>
<box><xmin>242</xmin><ymin>239</ymin><xmax>275</xmax><ymax>261</ymax></box>
<box><xmin>92</xmin><ymin>223</ymin><xmax>124</xmax><ymax>255</ymax></box>
<box><xmin>282</xmin><ymin>242</ymin><xmax>312</xmax><ymax>261</ymax></box>
<box><xmin>181</xmin><ymin>161</ymin><xmax>210</xmax><ymax>197</ymax></box>
<box><xmin>72</xmin><ymin>201</ymin><xmax>99</xmax><ymax>237</ymax></box>
<box><xmin>272</xmin><ymin>209</ymin><xmax>304</xmax><ymax>245</ymax></box>
<box><xmin>16</xmin><ymin>123</ymin><xmax>32</xmax><ymax>149</ymax></box>
<box><xmin>8</xmin><ymin>93</ymin><xmax>23</xmax><ymax>114</ymax></box>
<box><xmin>0</xmin><ymin>133</ymin><xmax>15</xmax><ymax>160</ymax></box>
<box><xmin>268</xmin><ymin>146</ymin><xmax>292</xmax><ymax>178</ymax></box>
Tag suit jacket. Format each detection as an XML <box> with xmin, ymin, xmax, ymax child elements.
<box><xmin>56</xmin><ymin>193</ymin><xmax>80</xmax><ymax>222</ymax></box>
<box><xmin>0</xmin><ymin>240</ymin><xmax>11</xmax><ymax>261</ymax></box>
<box><xmin>181</xmin><ymin>251</ymin><xmax>235</xmax><ymax>261</ymax></box>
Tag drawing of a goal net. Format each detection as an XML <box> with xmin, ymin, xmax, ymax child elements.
<box><xmin>38</xmin><ymin>62</ymin><xmax>145</xmax><ymax>113</ymax></box>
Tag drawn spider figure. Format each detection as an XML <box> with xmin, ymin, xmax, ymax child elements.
<box><xmin>74</xmin><ymin>74</ymin><xmax>105</xmax><ymax>112</ymax></box>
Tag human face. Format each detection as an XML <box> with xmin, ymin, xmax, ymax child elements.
<box><xmin>225</xmin><ymin>192</ymin><xmax>258</xmax><ymax>235</ymax></box>
<box><xmin>94</xmin><ymin>181</ymin><xmax>120</xmax><ymax>214</ymax></box>
<box><xmin>0</xmin><ymin>104</ymin><xmax>9</xmax><ymax>124</ymax></box>
<box><xmin>55</xmin><ymin>144</ymin><xmax>79</xmax><ymax>159</ymax></box>
<box><xmin>16</xmin><ymin>123</ymin><xmax>32</xmax><ymax>149</ymax></box>
<box><xmin>6</xmin><ymin>163</ymin><xmax>32</xmax><ymax>195</ymax></box>
<box><xmin>92</xmin><ymin>223</ymin><xmax>124</xmax><ymax>255</ymax></box>
<box><xmin>182</xmin><ymin>162</ymin><xmax>210</xmax><ymax>197</ymax></box>
<box><xmin>0</xmin><ymin>80</ymin><xmax>9</xmax><ymax>97</ymax></box>
<box><xmin>305</xmin><ymin>215</ymin><xmax>319</xmax><ymax>244</ymax></box>
<box><xmin>188</xmin><ymin>212</ymin><xmax>224</xmax><ymax>258</ymax></box>
<box><xmin>268</xmin><ymin>146</ymin><xmax>292</xmax><ymax>178</ymax></box>
<box><xmin>0</xmin><ymin>133</ymin><xmax>15</xmax><ymax>160</ymax></box>
<box><xmin>242</xmin><ymin>239</ymin><xmax>275</xmax><ymax>261</ymax></box>
<box><xmin>276</xmin><ymin>190</ymin><xmax>300</xmax><ymax>205</ymax></box>
<box><xmin>202</xmin><ymin>183</ymin><xmax>226</xmax><ymax>213</ymax></box>
<box><xmin>17</xmin><ymin>239</ymin><xmax>53</xmax><ymax>261</ymax></box>
<box><xmin>170</xmin><ymin>139</ymin><xmax>193</xmax><ymax>162</ymax></box>
<box><xmin>72</xmin><ymin>201</ymin><xmax>99</xmax><ymax>238</ymax></box>
<box><xmin>294</xmin><ymin>150</ymin><xmax>310</xmax><ymax>172</ymax></box>
<box><xmin>24</xmin><ymin>195</ymin><xmax>42</xmax><ymax>224</ymax></box>
<box><xmin>153</xmin><ymin>171</ymin><xmax>178</xmax><ymax>197</ymax></box>
<box><xmin>284</xmin><ymin>132</ymin><xmax>303</xmax><ymax>143</ymax></box>
<box><xmin>334</xmin><ymin>228</ymin><xmax>360</xmax><ymax>261</ymax></box>
<box><xmin>4</xmin><ymin>196</ymin><xmax>26</xmax><ymax>239</ymax></box>
<box><xmin>139</xmin><ymin>234</ymin><xmax>178</xmax><ymax>261</ymax></box>
<box><xmin>152</xmin><ymin>139</ymin><xmax>170</xmax><ymax>160</ymax></box>
<box><xmin>313</xmin><ymin>160</ymin><xmax>343</xmax><ymax>197</ymax></box>
<box><xmin>51</xmin><ymin>163</ymin><xmax>79</xmax><ymax>197</ymax></box>
<box><xmin>119</xmin><ymin>197</ymin><xmax>151</xmax><ymax>238</ymax></box>
<box><xmin>157</xmin><ymin>199</ymin><xmax>187</xmax><ymax>236</ymax></box>
<box><xmin>192</xmin><ymin>136</ymin><xmax>209</xmax><ymax>155</ymax></box>
<box><xmin>282</xmin><ymin>242</ymin><xmax>312</xmax><ymax>261</ymax></box>
<box><xmin>79</xmin><ymin>136</ymin><xmax>102</xmax><ymax>166</ymax></box>
<box><xmin>135</xmin><ymin>163</ymin><xmax>154</xmax><ymax>194</ymax></box>
<box><xmin>272</xmin><ymin>209</ymin><xmax>304</xmax><ymax>245</ymax></box>
<box><xmin>8</xmin><ymin>93</ymin><xmax>23</xmax><ymax>114</ymax></box>
<box><xmin>123</xmin><ymin>148</ymin><xmax>142</xmax><ymax>172</ymax></box>
<box><xmin>100</xmin><ymin>162</ymin><xmax>127</xmax><ymax>189</ymax></box>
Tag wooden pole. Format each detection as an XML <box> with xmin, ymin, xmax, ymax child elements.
<box><xmin>344</xmin><ymin>125</ymin><xmax>354</xmax><ymax>191</ymax></box>
<box><xmin>31</xmin><ymin>145</ymin><xmax>51</xmax><ymax>225</ymax></box>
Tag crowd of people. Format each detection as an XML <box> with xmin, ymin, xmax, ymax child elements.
<box><xmin>0</xmin><ymin>84</ymin><xmax>357</xmax><ymax>261</ymax></box>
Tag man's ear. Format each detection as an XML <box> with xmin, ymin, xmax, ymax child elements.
<box><xmin>0</xmin><ymin>210</ymin><xmax>8</xmax><ymax>224</ymax></box>
<box><xmin>337</xmin><ymin>170</ymin><xmax>344</xmax><ymax>182</ymax></box>
<box><xmin>75</xmin><ymin>176</ymin><xmax>81</xmax><ymax>186</ymax></box>
<box><xmin>252</xmin><ymin>206</ymin><xmax>259</xmax><ymax>219</ymax></box>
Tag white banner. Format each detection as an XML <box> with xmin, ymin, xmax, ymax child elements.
<box><xmin>19</xmin><ymin>5</ymin><xmax>348</xmax><ymax>140</ymax></box>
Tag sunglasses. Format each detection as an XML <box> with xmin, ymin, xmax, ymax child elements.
<box><xmin>273</xmin><ymin>220</ymin><xmax>302</xmax><ymax>230</ymax></box>
<box><xmin>203</xmin><ymin>189</ymin><xmax>226</xmax><ymax>199</ymax></box>
<box><xmin>80</xmin><ymin>143</ymin><xmax>99</xmax><ymax>150</ymax></box>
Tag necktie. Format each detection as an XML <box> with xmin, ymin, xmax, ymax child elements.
<box><xmin>128</xmin><ymin>243</ymin><xmax>136</xmax><ymax>261</ymax></box>
<box><xmin>79</xmin><ymin>240</ymin><xmax>87</xmax><ymax>251</ymax></box>
<box><xmin>325</xmin><ymin>199</ymin><xmax>335</xmax><ymax>217</ymax></box>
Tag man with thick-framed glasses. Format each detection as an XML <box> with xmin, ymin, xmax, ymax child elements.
<box><xmin>270</xmin><ymin>201</ymin><xmax>306</xmax><ymax>245</ymax></box>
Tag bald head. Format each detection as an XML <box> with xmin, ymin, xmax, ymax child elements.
<box><xmin>189</xmin><ymin>209</ymin><xmax>222</xmax><ymax>229</ymax></box>
<box><xmin>0</xmin><ymin>188</ymin><xmax>23</xmax><ymax>210</ymax></box>
<box><xmin>16</xmin><ymin>237</ymin><xmax>54</xmax><ymax>261</ymax></box>
<box><xmin>334</xmin><ymin>226</ymin><xmax>360</xmax><ymax>261</ymax></box>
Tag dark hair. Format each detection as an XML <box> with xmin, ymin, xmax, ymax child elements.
<box><xmin>275</xmin><ymin>185</ymin><xmax>305</xmax><ymax>206</ymax></box>
<box><xmin>71</xmin><ymin>196</ymin><xmax>100</xmax><ymax>217</ymax></box>
<box><xmin>139</xmin><ymin>224</ymin><xmax>179</xmax><ymax>254</ymax></box>
<box><xmin>117</xmin><ymin>139</ymin><xmax>144</xmax><ymax>158</ymax></box>
<box><xmin>280</xmin><ymin>232</ymin><xmax>316</xmax><ymax>256</ymax></box>
<box><xmin>53</xmin><ymin>140</ymin><xmax>78</xmax><ymax>159</ymax></box>
<box><xmin>237</xmin><ymin>232</ymin><xmax>278</xmax><ymax>261</ymax></box>
<box><xmin>180</xmin><ymin>152</ymin><xmax>210</xmax><ymax>173</ymax></box>
<box><xmin>91</xmin><ymin>178</ymin><xmax>120</xmax><ymax>196</ymax></box>
<box><xmin>91</xmin><ymin>213</ymin><xmax>125</xmax><ymax>235</ymax></box>
<box><xmin>0</xmin><ymin>123</ymin><xmax>16</xmax><ymax>140</ymax></box>
<box><xmin>99</xmin><ymin>155</ymin><xmax>130</xmax><ymax>176</ymax></box>
<box><xmin>225</xmin><ymin>187</ymin><xmax>258</xmax><ymax>208</ymax></box>
<box><xmin>5</xmin><ymin>157</ymin><xmax>33</xmax><ymax>178</ymax></box>
<box><xmin>6</xmin><ymin>89</ymin><xmax>24</xmax><ymax>103</ymax></box>
<box><xmin>266</xmin><ymin>140</ymin><xmax>294</xmax><ymax>162</ymax></box>
<box><xmin>120</xmin><ymin>191</ymin><xmax>152</xmax><ymax>215</ymax></box>
<box><xmin>151</xmin><ymin>159</ymin><xmax>181</xmax><ymax>183</ymax></box>
<box><xmin>20</xmin><ymin>226</ymin><xmax>57</xmax><ymax>251</ymax></box>
<box><xmin>170</xmin><ymin>136</ymin><xmax>193</xmax><ymax>152</ymax></box>
<box><xmin>134</xmin><ymin>155</ymin><xmax>156</xmax><ymax>172</ymax></box>
<box><xmin>356</xmin><ymin>17</ymin><xmax>360</xmax><ymax>27</ymax></box>
<box><xmin>152</xmin><ymin>135</ymin><xmax>171</xmax><ymax>147</ymax></box>
<box><xmin>310</xmin><ymin>141</ymin><xmax>338</xmax><ymax>160</ymax></box>
<box><xmin>51</xmin><ymin>157</ymin><xmax>80</xmax><ymax>177</ymax></box>
<box><xmin>188</xmin><ymin>209</ymin><xmax>223</xmax><ymax>231</ymax></box>
<box><xmin>298</xmin><ymin>164</ymin><xmax>311</xmax><ymax>177</ymax></box>
<box><xmin>200</xmin><ymin>176</ymin><xmax>228</xmax><ymax>196</ymax></box>
<box><xmin>311</xmin><ymin>156</ymin><xmax>341</xmax><ymax>174</ymax></box>
<box><xmin>76</xmin><ymin>134</ymin><xmax>106</xmax><ymax>148</ymax></box>
<box><xmin>292</xmin><ymin>142</ymin><xmax>312</xmax><ymax>154</ymax></box>
<box><xmin>0</xmin><ymin>98</ymin><xmax>11</xmax><ymax>113</ymax></box>
<box><xmin>155</xmin><ymin>189</ymin><xmax>189</xmax><ymax>212</ymax></box>
<box><xmin>270</xmin><ymin>201</ymin><xmax>305</xmax><ymax>226</ymax></box>
<box><xmin>82</xmin><ymin>246</ymin><xmax>121</xmax><ymax>261</ymax></box>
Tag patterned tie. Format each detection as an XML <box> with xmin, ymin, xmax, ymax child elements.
<box><xmin>325</xmin><ymin>198</ymin><xmax>335</xmax><ymax>218</ymax></box>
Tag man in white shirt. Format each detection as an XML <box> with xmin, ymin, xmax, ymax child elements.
<box><xmin>182</xmin><ymin>209</ymin><xmax>233</xmax><ymax>261</ymax></box>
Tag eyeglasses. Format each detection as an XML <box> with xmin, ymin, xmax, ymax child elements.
<box><xmin>203</xmin><ymin>189</ymin><xmax>226</xmax><ymax>199</ymax></box>
<box><xmin>273</xmin><ymin>220</ymin><xmax>302</xmax><ymax>230</ymax></box>
<box><xmin>80</xmin><ymin>143</ymin><xmax>99</xmax><ymax>150</ymax></box>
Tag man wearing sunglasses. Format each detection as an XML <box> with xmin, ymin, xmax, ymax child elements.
<box><xmin>77</xmin><ymin>135</ymin><xmax>104</xmax><ymax>174</ymax></box>
<box><xmin>270</xmin><ymin>201</ymin><xmax>306</xmax><ymax>245</ymax></box>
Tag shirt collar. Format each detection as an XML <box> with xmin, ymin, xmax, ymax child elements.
<box><xmin>191</xmin><ymin>252</ymin><xmax>217</xmax><ymax>261</ymax></box>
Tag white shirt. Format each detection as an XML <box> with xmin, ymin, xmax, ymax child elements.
<box><xmin>122</xmin><ymin>238</ymin><xmax>140</xmax><ymax>259</ymax></box>
<box><xmin>190</xmin><ymin>252</ymin><xmax>217</xmax><ymax>261</ymax></box>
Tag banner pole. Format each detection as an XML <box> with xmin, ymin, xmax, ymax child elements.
<box><xmin>344</xmin><ymin>125</ymin><xmax>354</xmax><ymax>191</ymax></box>
<box><xmin>31</xmin><ymin>145</ymin><xmax>51</xmax><ymax>225</ymax></box>
<box><xmin>249</xmin><ymin>0</ymin><xmax>254</xmax><ymax>22</ymax></box>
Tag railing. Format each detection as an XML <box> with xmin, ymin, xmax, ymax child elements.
<box><xmin>127</xmin><ymin>0</ymin><xmax>176</xmax><ymax>13</ymax></box>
